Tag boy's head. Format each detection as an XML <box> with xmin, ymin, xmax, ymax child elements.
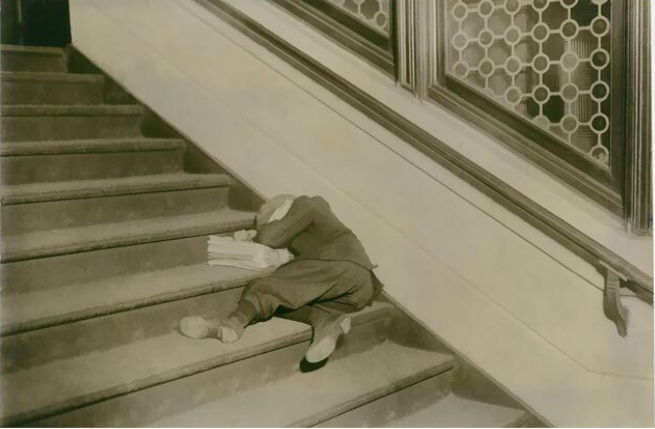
<box><xmin>257</xmin><ymin>194</ymin><xmax>296</xmax><ymax>225</ymax></box>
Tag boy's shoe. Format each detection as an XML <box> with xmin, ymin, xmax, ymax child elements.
<box><xmin>179</xmin><ymin>316</ymin><xmax>244</xmax><ymax>343</ymax></box>
<box><xmin>304</xmin><ymin>314</ymin><xmax>352</xmax><ymax>363</ymax></box>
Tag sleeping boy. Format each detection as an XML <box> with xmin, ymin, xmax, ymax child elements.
<box><xmin>180</xmin><ymin>194</ymin><xmax>382</xmax><ymax>364</ymax></box>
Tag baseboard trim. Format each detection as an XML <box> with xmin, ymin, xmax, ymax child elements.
<box><xmin>197</xmin><ymin>0</ymin><xmax>653</xmax><ymax>301</ymax></box>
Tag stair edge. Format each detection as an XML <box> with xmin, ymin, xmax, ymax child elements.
<box><xmin>0</xmin><ymin>138</ymin><xmax>186</xmax><ymax>156</ymax></box>
<box><xmin>1</xmin><ymin>104</ymin><xmax>143</xmax><ymax>116</ymax></box>
<box><xmin>1</xmin><ymin>71</ymin><xmax>103</xmax><ymax>83</ymax></box>
<box><xmin>1</xmin><ymin>45</ymin><xmax>65</xmax><ymax>56</ymax></box>
<box><xmin>1</xmin><ymin>174</ymin><xmax>230</xmax><ymax>205</ymax></box>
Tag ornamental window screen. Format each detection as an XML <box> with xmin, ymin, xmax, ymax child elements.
<box><xmin>445</xmin><ymin>0</ymin><xmax>613</xmax><ymax>166</ymax></box>
<box><xmin>407</xmin><ymin>0</ymin><xmax>633</xmax><ymax>215</ymax></box>
<box><xmin>325</xmin><ymin>0</ymin><xmax>391</xmax><ymax>35</ymax></box>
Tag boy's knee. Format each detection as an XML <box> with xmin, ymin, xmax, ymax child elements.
<box><xmin>350</xmin><ymin>280</ymin><xmax>375</xmax><ymax>310</ymax></box>
<box><xmin>244</xmin><ymin>278</ymin><xmax>273</xmax><ymax>295</ymax></box>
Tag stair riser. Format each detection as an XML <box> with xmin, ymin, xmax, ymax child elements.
<box><xmin>1</xmin><ymin>79</ymin><xmax>103</xmax><ymax>104</ymax></box>
<box><xmin>1</xmin><ymin>52</ymin><xmax>67</xmax><ymax>72</ymax></box>
<box><xmin>315</xmin><ymin>370</ymin><xmax>456</xmax><ymax>427</ymax></box>
<box><xmin>1</xmin><ymin>150</ymin><xmax>184</xmax><ymax>185</ymax></box>
<box><xmin>1</xmin><ymin>115</ymin><xmax>142</xmax><ymax>141</ymax></box>
<box><xmin>2</xmin><ymin>187</ymin><xmax>231</xmax><ymax>234</ymax></box>
<box><xmin>1</xmin><ymin>287</ymin><xmax>248</xmax><ymax>372</ymax></box>
<box><xmin>1</xmin><ymin>234</ymin><xmax>248</xmax><ymax>294</ymax></box>
<box><xmin>29</xmin><ymin>318</ymin><xmax>390</xmax><ymax>427</ymax></box>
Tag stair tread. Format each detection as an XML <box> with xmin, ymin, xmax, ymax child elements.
<box><xmin>2</xmin><ymin>173</ymin><xmax>228</xmax><ymax>205</ymax></box>
<box><xmin>1</xmin><ymin>45</ymin><xmax>65</xmax><ymax>56</ymax></box>
<box><xmin>387</xmin><ymin>395</ymin><xmax>526</xmax><ymax>428</ymax></box>
<box><xmin>1</xmin><ymin>104</ymin><xmax>142</xmax><ymax>116</ymax></box>
<box><xmin>1</xmin><ymin>137</ymin><xmax>186</xmax><ymax>156</ymax></box>
<box><xmin>1</xmin><ymin>71</ymin><xmax>103</xmax><ymax>83</ymax></box>
<box><xmin>1</xmin><ymin>209</ymin><xmax>255</xmax><ymax>262</ymax></box>
<box><xmin>146</xmin><ymin>341</ymin><xmax>455</xmax><ymax>428</ymax></box>
<box><xmin>1</xmin><ymin>302</ymin><xmax>395</xmax><ymax>424</ymax></box>
<box><xmin>2</xmin><ymin>264</ymin><xmax>268</xmax><ymax>334</ymax></box>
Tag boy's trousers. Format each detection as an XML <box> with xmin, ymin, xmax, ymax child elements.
<box><xmin>234</xmin><ymin>259</ymin><xmax>376</xmax><ymax>328</ymax></box>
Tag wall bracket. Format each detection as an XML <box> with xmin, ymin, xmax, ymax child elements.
<box><xmin>599</xmin><ymin>261</ymin><xmax>629</xmax><ymax>337</ymax></box>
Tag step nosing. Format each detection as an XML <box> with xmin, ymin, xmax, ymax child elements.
<box><xmin>1</xmin><ymin>175</ymin><xmax>231</xmax><ymax>205</ymax></box>
<box><xmin>1</xmin><ymin>45</ymin><xmax>65</xmax><ymax>56</ymax></box>
<box><xmin>1</xmin><ymin>104</ymin><xmax>143</xmax><ymax>116</ymax></box>
<box><xmin>1</xmin><ymin>306</ymin><xmax>393</xmax><ymax>426</ymax></box>
<box><xmin>1</xmin><ymin>71</ymin><xmax>104</xmax><ymax>83</ymax></box>
<box><xmin>1</xmin><ymin>139</ymin><xmax>187</xmax><ymax>156</ymax></box>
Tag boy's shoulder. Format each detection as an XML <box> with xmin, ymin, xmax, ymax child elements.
<box><xmin>296</xmin><ymin>195</ymin><xmax>330</xmax><ymax>209</ymax></box>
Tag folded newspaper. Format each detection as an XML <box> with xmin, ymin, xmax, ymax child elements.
<box><xmin>207</xmin><ymin>234</ymin><xmax>294</xmax><ymax>270</ymax></box>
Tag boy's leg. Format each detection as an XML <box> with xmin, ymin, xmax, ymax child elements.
<box><xmin>181</xmin><ymin>260</ymin><xmax>373</xmax><ymax>343</ymax></box>
<box><xmin>233</xmin><ymin>260</ymin><xmax>373</xmax><ymax>325</ymax></box>
<box><xmin>277</xmin><ymin>285</ymin><xmax>373</xmax><ymax>327</ymax></box>
<box><xmin>273</xmin><ymin>273</ymin><xmax>376</xmax><ymax>363</ymax></box>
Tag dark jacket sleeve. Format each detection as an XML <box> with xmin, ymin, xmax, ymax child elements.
<box><xmin>254</xmin><ymin>197</ymin><xmax>313</xmax><ymax>248</ymax></box>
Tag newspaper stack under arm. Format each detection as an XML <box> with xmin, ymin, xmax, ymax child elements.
<box><xmin>207</xmin><ymin>234</ymin><xmax>294</xmax><ymax>270</ymax></box>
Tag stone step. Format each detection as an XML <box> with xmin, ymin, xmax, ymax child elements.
<box><xmin>1</xmin><ymin>71</ymin><xmax>104</xmax><ymax>104</ymax></box>
<box><xmin>1</xmin><ymin>138</ymin><xmax>186</xmax><ymax>185</ymax></box>
<box><xmin>2</xmin><ymin>173</ymin><xmax>232</xmax><ymax>233</ymax></box>
<box><xmin>1</xmin><ymin>264</ymin><xmax>270</xmax><ymax>371</ymax></box>
<box><xmin>1</xmin><ymin>211</ymin><xmax>256</xmax><ymax>294</ymax></box>
<box><xmin>316</xmin><ymin>373</ymin><xmax>527</xmax><ymax>427</ymax></box>
<box><xmin>1</xmin><ymin>104</ymin><xmax>143</xmax><ymax>141</ymax></box>
<box><xmin>1</xmin><ymin>209</ymin><xmax>254</xmax><ymax>263</ymax></box>
<box><xmin>141</xmin><ymin>341</ymin><xmax>455</xmax><ymax>428</ymax></box>
<box><xmin>2</xmin><ymin>235</ymin><xmax>216</xmax><ymax>295</ymax></box>
<box><xmin>2</xmin><ymin>303</ymin><xmax>394</xmax><ymax>426</ymax></box>
<box><xmin>386</xmin><ymin>395</ymin><xmax>528</xmax><ymax>428</ymax></box>
<box><xmin>315</xmin><ymin>365</ymin><xmax>455</xmax><ymax>427</ymax></box>
<box><xmin>1</xmin><ymin>263</ymin><xmax>264</xmax><ymax>336</ymax></box>
<box><xmin>0</xmin><ymin>45</ymin><xmax>67</xmax><ymax>72</ymax></box>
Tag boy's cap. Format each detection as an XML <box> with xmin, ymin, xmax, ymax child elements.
<box><xmin>257</xmin><ymin>194</ymin><xmax>296</xmax><ymax>225</ymax></box>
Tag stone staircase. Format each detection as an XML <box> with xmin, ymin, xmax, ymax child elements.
<box><xmin>0</xmin><ymin>44</ymin><xmax>535</xmax><ymax>427</ymax></box>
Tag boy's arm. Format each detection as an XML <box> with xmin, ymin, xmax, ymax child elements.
<box><xmin>254</xmin><ymin>198</ymin><xmax>313</xmax><ymax>248</ymax></box>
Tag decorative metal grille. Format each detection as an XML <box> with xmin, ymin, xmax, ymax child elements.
<box><xmin>445</xmin><ymin>0</ymin><xmax>612</xmax><ymax>166</ymax></box>
<box><xmin>325</xmin><ymin>0</ymin><xmax>390</xmax><ymax>35</ymax></box>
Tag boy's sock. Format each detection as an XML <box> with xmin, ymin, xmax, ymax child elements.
<box><xmin>179</xmin><ymin>300</ymin><xmax>257</xmax><ymax>342</ymax></box>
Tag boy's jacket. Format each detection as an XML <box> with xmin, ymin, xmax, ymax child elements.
<box><xmin>254</xmin><ymin>195</ymin><xmax>375</xmax><ymax>271</ymax></box>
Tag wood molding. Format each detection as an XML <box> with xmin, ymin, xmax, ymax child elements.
<box><xmin>269</xmin><ymin>0</ymin><xmax>395</xmax><ymax>76</ymax></box>
<box><xmin>625</xmin><ymin>0</ymin><xmax>652</xmax><ymax>234</ymax></box>
<box><xmin>196</xmin><ymin>0</ymin><xmax>653</xmax><ymax>301</ymax></box>
<box><xmin>395</xmin><ymin>0</ymin><xmax>430</xmax><ymax>98</ymax></box>
<box><xmin>395</xmin><ymin>0</ymin><xmax>415</xmax><ymax>92</ymax></box>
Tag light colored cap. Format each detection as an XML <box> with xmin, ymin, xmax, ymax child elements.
<box><xmin>257</xmin><ymin>194</ymin><xmax>296</xmax><ymax>225</ymax></box>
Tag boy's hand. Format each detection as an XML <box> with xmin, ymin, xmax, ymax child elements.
<box><xmin>233</xmin><ymin>229</ymin><xmax>257</xmax><ymax>241</ymax></box>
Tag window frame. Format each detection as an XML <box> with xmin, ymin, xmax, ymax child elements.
<box><xmin>270</xmin><ymin>0</ymin><xmax>397</xmax><ymax>76</ymax></box>
<box><xmin>396</xmin><ymin>0</ymin><xmax>650</xmax><ymax>231</ymax></box>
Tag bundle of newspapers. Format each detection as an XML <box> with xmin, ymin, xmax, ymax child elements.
<box><xmin>207</xmin><ymin>234</ymin><xmax>294</xmax><ymax>270</ymax></box>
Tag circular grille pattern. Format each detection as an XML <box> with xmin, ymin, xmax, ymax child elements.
<box><xmin>446</xmin><ymin>0</ymin><xmax>612</xmax><ymax>166</ymax></box>
<box><xmin>326</xmin><ymin>0</ymin><xmax>390</xmax><ymax>35</ymax></box>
